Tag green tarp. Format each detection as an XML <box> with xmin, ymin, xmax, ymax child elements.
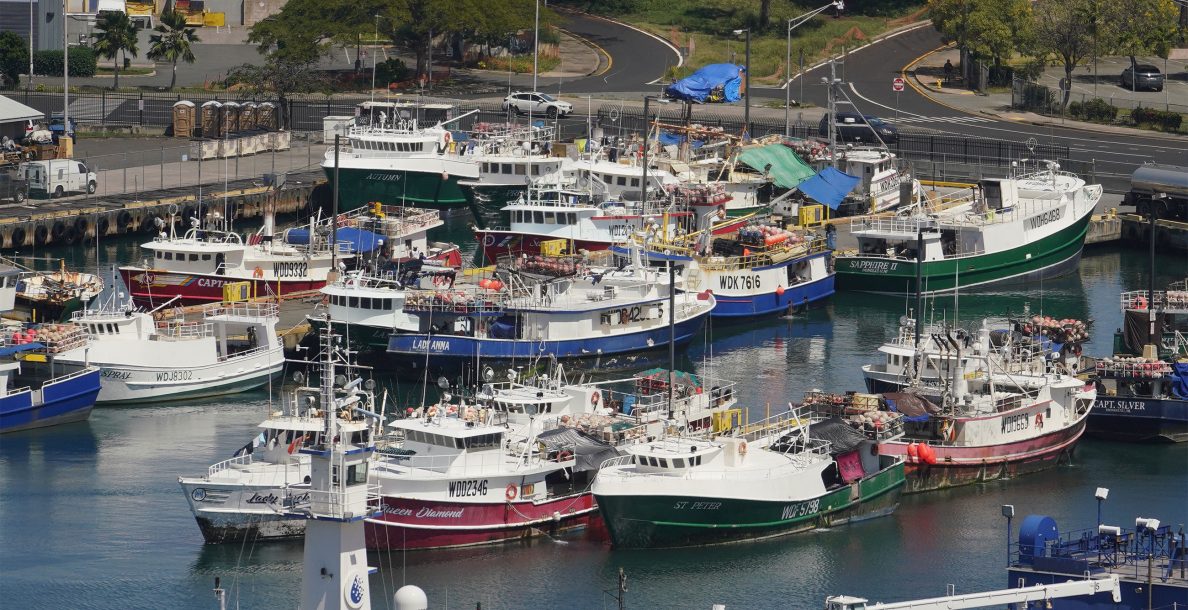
<box><xmin>737</xmin><ymin>144</ymin><xmax>816</xmax><ymax>189</ymax></box>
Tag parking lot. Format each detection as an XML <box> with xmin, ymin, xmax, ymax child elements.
<box><xmin>1034</xmin><ymin>55</ymin><xmax>1188</xmax><ymax>112</ymax></box>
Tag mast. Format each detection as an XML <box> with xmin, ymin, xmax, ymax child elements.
<box><xmin>914</xmin><ymin>229</ymin><xmax>924</xmax><ymax>347</ymax></box>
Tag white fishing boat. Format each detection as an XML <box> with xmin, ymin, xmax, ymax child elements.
<box><xmin>178</xmin><ymin>320</ymin><xmax>379</xmax><ymax>543</ymax></box>
<box><xmin>836</xmin><ymin>161</ymin><xmax>1102</xmax><ymax>295</ymax></box>
<box><xmin>593</xmin><ymin>405</ymin><xmax>907</xmax><ymax>548</ymax></box>
<box><xmin>55</xmin><ymin>301</ymin><xmax>283</xmax><ymax>404</ymax></box>
<box><xmin>13</xmin><ymin>262</ymin><xmax>104</xmax><ymax>322</ymax></box>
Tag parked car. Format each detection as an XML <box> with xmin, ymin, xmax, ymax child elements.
<box><xmin>1120</xmin><ymin>64</ymin><xmax>1164</xmax><ymax>92</ymax></box>
<box><xmin>19</xmin><ymin>159</ymin><xmax>97</xmax><ymax>199</ymax></box>
<box><xmin>818</xmin><ymin>112</ymin><xmax>899</xmax><ymax>144</ymax></box>
<box><xmin>502</xmin><ymin>92</ymin><xmax>573</xmax><ymax>118</ymax></box>
<box><xmin>0</xmin><ymin>167</ymin><xmax>27</xmax><ymax>203</ymax></box>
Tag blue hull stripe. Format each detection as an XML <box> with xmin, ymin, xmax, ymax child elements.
<box><xmin>1</xmin><ymin>369</ymin><xmax>101</xmax><ymax>433</ymax></box>
<box><xmin>710</xmin><ymin>274</ymin><xmax>835</xmax><ymax>318</ymax></box>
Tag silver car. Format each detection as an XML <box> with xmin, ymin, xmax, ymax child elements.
<box><xmin>501</xmin><ymin>92</ymin><xmax>572</xmax><ymax>118</ymax></box>
<box><xmin>1120</xmin><ymin>64</ymin><xmax>1164</xmax><ymax>92</ymax></box>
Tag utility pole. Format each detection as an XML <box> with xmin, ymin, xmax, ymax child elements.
<box><xmin>63</xmin><ymin>0</ymin><xmax>69</xmax><ymax>137</ymax></box>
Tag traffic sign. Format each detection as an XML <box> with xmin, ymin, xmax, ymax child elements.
<box><xmin>892</xmin><ymin>77</ymin><xmax>905</xmax><ymax>92</ymax></box>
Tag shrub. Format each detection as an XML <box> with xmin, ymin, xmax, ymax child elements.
<box><xmin>1082</xmin><ymin>98</ymin><xmax>1117</xmax><ymax>122</ymax></box>
<box><xmin>1130</xmin><ymin>107</ymin><xmax>1183</xmax><ymax>131</ymax></box>
<box><xmin>375</xmin><ymin>58</ymin><xmax>410</xmax><ymax>85</ymax></box>
<box><xmin>33</xmin><ymin>48</ymin><xmax>97</xmax><ymax>77</ymax></box>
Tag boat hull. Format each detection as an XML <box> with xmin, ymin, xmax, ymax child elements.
<box><xmin>703</xmin><ymin>254</ymin><xmax>835</xmax><ymax>318</ymax></box>
<box><xmin>365</xmin><ymin>494</ymin><xmax>599</xmax><ymax>550</ymax></box>
<box><xmin>385</xmin><ymin>312</ymin><xmax>709</xmax><ymax>373</ymax></box>
<box><xmin>1006</xmin><ymin>568</ymin><xmax>1188</xmax><ymax>610</ymax></box>
<box><xmin>1085</xmin><ymin>396</ymin><xmax>1188</xmax><ymax>443</ymax></box>
<box><xmin>595</xmin><ymin>461</ymin><xmax>905</xmax><ymax>549</ymax></box>
<box><xmin>0</xmin><ymin>368</ymin><xmax>100</xmax><ymax>434</ymax></box>
<box><xmin>882</xmin><ymin>418</ymin><xmax>1087</xmax><ymax>494</ymax></box>
<box><xmin>118</xmin><ymin>268</ymin><xmax>324</xmax><ymax>305</ymax></box>
<box><xmin>835</xmin><ymin>205</ymin><xmax>1093</xmax><ymax>295</ymax></box>
<box><xmin>181</xmin><ymin>480</ymin><xmax>311</xmax><ymax>544</ymax></box>
<box><xmin>324</xmin><ymin>165</ymin><xmax>474</xmax><ymax>211</ymax></box>
<box><xmin>476</xmin><ymin>230</ymin><xmax>616</xmax><ymax>263</ymax></box>
<box><xmin>87</xmin><ymin>359</ymin><xmax>284</xmax><ymax>405</ymax></box>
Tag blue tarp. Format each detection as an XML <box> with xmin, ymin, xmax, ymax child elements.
<box><xmin>284</xmin><ymin>227</ymin><xmax>385</xmax><ymax>254</ymax></box>
<box><xmin>1173</xmin><ymin>362</ymin><xmax>1188</xmax><ymax>399</ymax></box>
<box><xmin>796</xmin><ymin>166</ymin><xmax>862</xmax><ymax>210</ymax></box>
<box><xmin>0</xmin><ymin>342</ymin><xmax>45</xmax><ymax>357</ymax></box>
<box><xmin>665</xmin><ymin>63</ymin><xmax>745</xmax><ymax>103</ymax></box>
<box><xmin>657</xmin><ymin>131</ymin><xmax>705</xmax><ymax>148</ymax></box>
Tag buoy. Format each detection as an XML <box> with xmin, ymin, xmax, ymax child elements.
<box><xmin>776</xmin><ymin>285</ymin><xmax>786</xmax><ymax>296</ymax></box>
<box><xmin>919</xmin><ymin>443</ymin><xmax>937</xmax><ymax>465</ymax></box>
<box><xmin>906</xmin><ymin>442</ymin><xmax>919</xmax><ymax>463</ymax></box>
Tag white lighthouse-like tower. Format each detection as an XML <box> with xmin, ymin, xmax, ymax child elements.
<box><xmin>296</xmin><ymin>323</ymin><xmax>378</xmax><ymax>610</ymax></box>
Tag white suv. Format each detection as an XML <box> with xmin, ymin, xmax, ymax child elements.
<box><xmin>502</xmin><ymin>92</ymin><xmax>572</xmax><ymax>118</ymax></box>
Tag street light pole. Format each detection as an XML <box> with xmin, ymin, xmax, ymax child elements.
<box><xmin>370</xmin><ymin>15</ymin><xmax>379</xmax><ymax>103</ymax></box>
<box><xmin>63</xmin><ymin>0</ymin><xmax>69</xmax><ymax>136</ymax></box>
<box><xmin>784</xmin><ymin>3</ymin><xmax>844</xmax><ymax>137</ymax></box>
<box><xmin>743</xmin><ymin>29</ymin><xmax>750</xmax><ymax>139</ymax></box>
<box><xmin>533</xmin><ymin>0</ymin><xmax>540</xmax><ymax>92</ymax></box>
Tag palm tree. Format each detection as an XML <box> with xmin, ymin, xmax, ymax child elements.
<box><xmin>92</xmin><ymin>10</ymin><xmax>139</xmax><ymax>89</ymax></box>
<box><xmin>147</xmin><ymin>10</ymin><xmax>200</xmax><ymax>91</ymax></box>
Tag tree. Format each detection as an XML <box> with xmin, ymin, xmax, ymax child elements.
<box><xmin>1102</xmin><ymin>0</ymin><xmax>1180</xmax><ymax>73</ymax></box>
<box><xmin>0</xmin><ymin>31</ymin><xmax>28</xmax><ymax>89</ymax></box>
<box><xmin>929</xmin><ymin>0</ymin><xmax>1032</xmax><ymax>68</ymax></box>
<box><xmin>1029</xmin><ymin>0</ymin><xmax>1095</xmax><ymax>107</ymax></box>
<box><xmin>147</xmin><ymin>11</ymin><xmax>200</xmax><ymax>91</ymax></box>
<box><xmin>92</xmin><ymin>10</ymin><xmax>139</xmax><ymax>89</ymax></box>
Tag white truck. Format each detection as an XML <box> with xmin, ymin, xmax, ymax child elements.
<box><xmin>20</xmin><ymin>159</ymin><xmax>98</xmax><ymax>199</ymax></box>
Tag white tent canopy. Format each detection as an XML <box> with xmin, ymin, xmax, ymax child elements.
<box><xmin>0</xmin><ymin>95</ymin><xmax>43</xmax><ymax>124</ymax></box>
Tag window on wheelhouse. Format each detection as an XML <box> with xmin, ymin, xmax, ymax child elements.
<box><xmin>346</xmin><ymin>463</ymin><xmax>368</xmax><ymax>486</ymax></box>
<box><xmin>348</xmin><ymin>297</ymin><xmax>359</xmax><ymax>308</ymax></box>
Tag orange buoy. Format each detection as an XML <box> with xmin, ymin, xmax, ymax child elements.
<box><xmin>906</xmin><ymin>442</ymin><xmax>919</xmax><ymax>463</ymax></box>
<box><xmin>919</xmin><ymin>443</ymin><xmax>938</xmax><ymax>465</ymax></box>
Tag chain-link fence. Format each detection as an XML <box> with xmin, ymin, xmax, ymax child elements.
<box><xmin>1012</xmin><ymin>78</ymin><xmax>1187</xmax><ymax>116</ymax></box>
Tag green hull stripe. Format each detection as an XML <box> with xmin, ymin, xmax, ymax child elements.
<box><xmin>325</xmin><ymin>167</ymin><xmax>471</xmax><ymax>211</ymax></box>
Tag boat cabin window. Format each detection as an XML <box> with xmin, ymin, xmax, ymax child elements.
<box><xmin>514</xmin><ymin>164</ymin><xmax>526</xmax><ymax>175</ymax></box>
<box><xmin>349</xmin><ymin>297</ymin><xmax>359</xmax><ymax>308</ymax></box>
<box><xmin>107</xmin><ymin>323</ymin><xmax>116</xmax><ymax>334</ymax></box>
<box><xmin>164</xmin><ymin>252</ymin><xmax>173</xmax><ymax>260</ymax></box>
<box><xmin>617</xmin><ymin>176</ymin><xmax>627</xmax><ymax>186</ymax></box>
<box><xmin>502</xmin><ymin>163</ymin><xmax>512</xmax><ymax>174</ymax></box>
<box><xmin>202</xmin><ymin>254</ymin><xmax>211</xmax><ymax>261</ymax></box>
<box><xmin>189</xmin><ymin>254</ymin><xmax>199</xmax><ymax>261</ymax></box>
<box><xmin>672</xmin><ymin>458</ymin><xmax>684</xmax><ymax>468</ymax></box>
<box><xmin>463</xmin><ymin>433</ymin><xmax>502</xmax><ymax>449</ymax></box>
<box><xmin>531</xmin><ymin>165</ymin><xmax>541</xmax><ymax>175</ymax></box>
<box><xmin>346</xmin><ymin>462</ymin><xmax>368</xmax><ymax>486</ymax></box>
<box><xmin>533</xmin><ymin>212</ymin><xmax>544</xmax><ymax>224</ymax></box>
<box><xmin>630</xmin><ymin>178</ymin><xmax>639</xmax><ymax>187</ymax></box>
<box><xmin>658</xmin><ymin>458</ymin><xmax>669</xmax><ymax>468</ymax></box>
<box><xmin>543</xmin><ymin>212</ymin><xmax>556</xmax><ymax>224</ymax></box>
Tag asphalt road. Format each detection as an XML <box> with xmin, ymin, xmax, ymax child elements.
<box><xmin>759</xmin><ymin>26</ymin><xmax>1187</xmax><ymax>187</ymax></box>
<box><xmin>552</xmin><ymin>11</ymin><xmax>681</xmax><ymax>93</ymax></box>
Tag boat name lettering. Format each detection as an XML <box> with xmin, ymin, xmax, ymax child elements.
<box><xmin>1095</xmin><ymin>399</ymin><xmax>1147</xmax><ymax>413</ymax></box>
<box><xmin>412</xmin><ymin>339</ymin><xmax>450</xmax><ymax>352</ymax></box>
<box><xmin>246</xmin><ymin>492</ymin><xmax>282</xmax><ymax>505</ymax></box>
<box><xmin>718</xmin><ymin>274</ymin><xmax>761</xmax><ymax>291</ymax></box>
<box><xmin>781</xmin><ymin>498</ymin><xmax>821</xmax><ymax>520</ymax></box>
<box><xmin>156</xmin><ymin>370</ymin><xmax>194</xmax><ymax>382</ymax></box>
<box><xmin>381</xmin><ymin>505</ymin><xmax>414</xmax><ymax>517</ymax></box>
<box><xmin>273</xmin><ymin>262</ymin><xmax>308</xmax><ymax>278</ymax></box>
<box><xmin>1026</xmin><ymin>207</ymin><xmax>1064</xmax><ymax>230</ymax></box>
<box><xmin>197</xmin><ymin>278</ymin><xmax>227</xmax><ymax>288</ymax></box>
<box><xmin>847</xmin><ymin>260</ymin><xmax>899</xmax><ymax>273</ymax></box>
<box><xmin>447</xmin><ymin>479</ymin><xmax>489</xmax><ymax>498</ymax></box>
<box><xmin>364</xmin><ymin>173</ymin><xmax>403</xmax><ymax>182</ymax></box>
<box><xmin>672</xmin><ymin>501</ymin><xmax>722</xmax><ymax>510</ymax></box>
<box><xmin>1001</xmin><ymin>412</ymin><xmax>1030</xmax><ymax>433</ymax></box>
<box><xmin>101</xmin><ymin>369</ymin><xmax>131</xmax><ymax>380</ymax></box>
<box><xmin>415</xmin><ymin>507</ymin><xmax>466</xmax><ymax>519</ymax></box>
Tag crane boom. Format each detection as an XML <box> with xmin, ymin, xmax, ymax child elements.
<box><xmin>827</xmin><ymin>575</ymin><xmax>1121</xmax><ymax>610</ymax></box>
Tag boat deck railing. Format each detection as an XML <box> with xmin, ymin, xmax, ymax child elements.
<box><xmin>803</xmin><ymin>396</ymin><xmax>907</xmax><ymax>442</ymax></box>
<box><xmin>203</xmin><ymin>301</ymin><xmax>281</xmax><ymax>321</ymax></box>
<box><xmin>338</xmin><ymin>205</ymin><xmax>443</xmax><ymax>237</ymax></box>
<box><xmin>598</xmin><ymin>443</ymin><xmax>832</xmax><ymax>481</ymax></box>
<box><xmin>1010</xmin><ymin>523</ymin><xmax>1188</xmax><ymax>585</ymax></box>
<box><xmin>289</xmin><ymin>483</ymin><xmax>381</xmax><ymax>517</ymax></box>
<box><xmin>207</xmin><ymin>453</ymin><xmax>254</xmax><ymax>477</ymax></box>
<box><xmin>1120</xmin><ymin>289</ymin><xmax>1188</xmax><ymax>313</ymax></box>
<box><xmin>155</xmin><ymin>319</ymin><xmax>215</xmax><ymax>340</ymax></box>
<box><xmin>401</xmin><ymin>289</ymin><xmax>507</xmax><ymax>314</ymax></box>
<box><xmin>734</xmin><ymin>405</ymin><xmax>812</xmax><ymax>444</ymax></box>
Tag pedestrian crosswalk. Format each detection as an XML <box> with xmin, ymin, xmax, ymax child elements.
<box><xmin>892</xmin><ymin>115</ymin><xmax>997</xmax><ymax>124</ymax></box>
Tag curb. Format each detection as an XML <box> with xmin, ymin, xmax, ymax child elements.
<box><xmin>776</xmin><ymin>20</ymin><xmax>934</xmax><ymax>90</ymax></box>
<box><xmin>561</xmin><ymin>30</ymin><xmax>613</xmax><ymax>78</ymax></box>
<box><xmin>554</xmin><ymin>8</ymin><xmax>682</xmax><ymax>81</ymax></box>
<box><xmin>902</xmin><ymin>44</ymin><xmax>1188</xmax><ymax>141</ymax></box>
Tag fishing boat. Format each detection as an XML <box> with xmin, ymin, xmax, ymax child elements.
<box><xmin>54</xmin><ymin>301</ymin><xmax>283</xmax><ymax>404</ymax></box>
<box><xmin>13</xmin><ymin>262</ymin><xmax>104</xmax><ymax>322</ymax></box>
<box><xmin>861</xmin><ymin>313</ymin><xmax>1090</xmax><ymax>394</ymax></box>
<box><xmin>178</xmin><ymin>319</ymin><xmax>379</xmax><ymax>543</ymax></box>
<box><xmin>622</xmin><ymin>219</ymin><xmax>835</xmax><ymax>318</ymax></box>
<box><xmin>385</xmin><ymin>257</ymin><xmax>715</xmax><ymax>376</ymax></box>
<box><xmin>473</xmin><ymin>181</ymin><xmax>687</xmax><ymax>262</ymax></box>
<box><xmin>592</xmin><ymin>404</ymin><xmax>907</xmax><ymax>548</ymax></box>
<box><xmin>806</xmin><ymin>351</ymin><xmax>1095</xmax><ymax>494</ymax></box>
<box><xmin>1088</xmin><ymin>280</ymin><xmax>1188</xmax><ymax>442</ymax></box>
<box><xmin>118</xmin><ymin>207</ymin><xmax>356</xmax><ymax>306</ymax></box>
<box><xmin>322</xmin><ymin>102</ymin><xmax>480</xmax><ymax>212</ymax></box>
<box><xmin>0</xmin><ymin>264</ymin><xmax>101</xmax><ymax>433</ymax></box>
<box><xmin>1005</xmin><ymin>488</ymin><xmax>1187</xmax><ymax>609</ymax></box>
<box><xmin>835</xmin><ymin>161</ymin><xmax>1102</xmax><ymax>295</ymax></box>
<box><xmin>366</xmin><ymin>367</ymin><xmax>740</xmax><ymax>550</ymax></box>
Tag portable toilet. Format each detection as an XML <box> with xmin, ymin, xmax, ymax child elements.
<box><xmin>257</xmin><ymin>102</ymin><xmax>276</xmax><ymax>131</ymax></box>
<box><xmin>172</xmin><ymin>100</ymin><xmax>196</xmax><ymax>138</ymax></box>
<box><xmin>240</xmin><ymin>102</ymin><xmax>257</xmax><ymax>131</ymax></box>
<box><xmin>200</xmin><ymin>100</ymin><xmax>222</xmax><ymax>138</ymax></box>
<box><xmin>221</xmin><ymin>101</ymin><xmax>240</xmax><ymax>136</ymax></box>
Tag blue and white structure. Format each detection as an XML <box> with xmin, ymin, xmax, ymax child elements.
<box><xmin>1005</xmin><ymin>490</ymin><xmax>1187</xmax><ymax>609</ymax></box>
<box><xmin>387</xmin><ymin>261</ymin><xmax>715</xmax><ymax>374</ymax></box>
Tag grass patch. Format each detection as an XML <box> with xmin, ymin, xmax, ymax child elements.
<box><xmin>477</xmin><ymin>54</ymin><xmax>561</xmax><ymax>74</ymax></box>
<box><xmin>95</xmin><ymin>66</ymin><xmax>155</xmax><ymax>76</ymax></box>
<box><xmin>605</xmin><ymin>0</ymin><xmax>926</xmax><ymax>83</ymax></box>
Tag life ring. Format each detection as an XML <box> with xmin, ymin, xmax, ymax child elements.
<box><xmin>738</xmin><ymin>440</ymin><xmax>748</xmax><ymax>456</ymax></box>
<box><xmin>1035</xmin><ymin>413</ymin><xmax>1044</xmax><ymax>429</ymax></box>
<box><xmin>482</xmin><ymin>234</ymin><xmax>495</xmax><ymax>247</ymax></box>
<box><xmin>253</xmin><ymin>266</ymin><xmax>264</xmax><ymax>279</ymax></box>
<box><xmin>505</xmin><ymin>483</ymin><xmax>517</xmax><ymax>501</ymax></box>
<box><xmin>591</xmin><ymin>391</ymin><xmax>601</xmax><ymax>406</ymax></box>
<box><xmin>1132</xmin><ymin>296</ymin><xmax>1148</xmax><ymax>310</ymax></box>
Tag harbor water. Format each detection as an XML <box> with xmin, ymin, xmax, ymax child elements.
<box><xmin>2</xmin><ymin>218</ymin><xmax>1186</xmax><ymax>609</ymax></box>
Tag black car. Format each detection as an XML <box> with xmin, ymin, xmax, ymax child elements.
<box><xmin>0</xmin><ymin>167</ymin><xmax>27</xmax><ymax>203</ymax></box>
<box><xmin>1120</xmin><ymin>64</ymin><xmax>1164</xmax><ymax>92</ymax></box>
<box><xmin>818</xmin><ymin>112</ymin><xmax>899</xmax><ymax>144</ymax></box>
